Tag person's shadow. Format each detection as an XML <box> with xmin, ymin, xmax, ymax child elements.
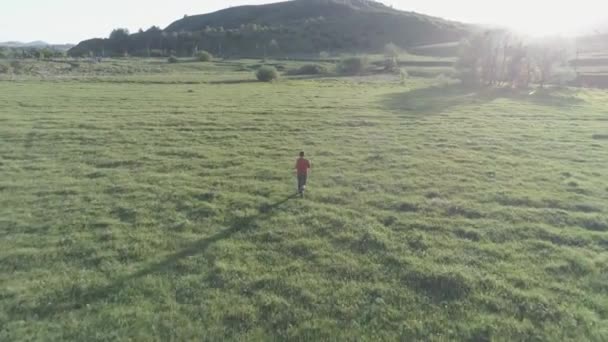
<box><xmin>32</xmin><ymin>193</ymin><xmax>298</xmax><ymax>318</ymax></box>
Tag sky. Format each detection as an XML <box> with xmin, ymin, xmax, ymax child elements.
<box><xmin>1</xmin><ymin>0</ymin><xmax>606</xmax><ymax>43</ymax></box>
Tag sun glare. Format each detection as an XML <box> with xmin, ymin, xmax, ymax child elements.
<box><xmin>392</xmin><ymin>0</ymin><xmax>608</xmax><ymax>37</ymax></box>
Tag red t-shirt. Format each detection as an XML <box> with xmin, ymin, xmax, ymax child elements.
<box><xmin>296</xmin><ymin>158</ymin><xmax>311</xmax><ymax>175</ymax></box>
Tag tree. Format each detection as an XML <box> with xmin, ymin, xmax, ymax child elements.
<box><xmin>38</xmin><ymin>48</ymin><xmax>54</xmax><ymax>59</ymax></box>
<box><xmin>146</xmin><ymin>26</ymin><xmax>162</xmax><ymax>34</ymax></box>
<box><xmin>456</xmin><ymin>34</ymin><xmax>485</xmax><ymax>86</ymax></box>
<box><xmin>169</xmin><ymin>32</ymin><xmax>179</xmax><ymax>54</ymax></box>
<box><xmin>530</xmin><ymin>44</ymin><xmax>566</xmax><ymax>88</ymax></box>
<box><xmin>110</xmin><ymin>28</ymin><xmax>130</xmax><ymax>40</ymax></box>
<box><xmin>505</xmin><ymin>43</ymin><xmax>529</xmax><ymax>88</ymax></box>
<box><xmin>110</xmin><ymin>28</ymin><xmax>131</xmax><ymax>56</ymax></box>
<box><xmin>458</xmin><ymin>30</ymin><xmax>572</xmax><ymax>89</ymax></box>
<box><xmin>384</xmin><ymin>57</ymin><xmax>399</xmax><ymax>72</ymax></box>
<box><xmin>0</xmin><ymin>47</ymin><xmax>9</xmax><ymax>59</ymax></box>
<box><xmin>457</xmin><ymin>30</ymin><xmax>516</xmax><ymax>86</ymax></box>
<box><xmin>268</xmin><ymin>39</ymin><xmax>280</xmax><ymax>55</ymax></box>
<box><xmin>384</xmin><ymin>42</ymin><xmax>400</xmax><ymax>58</ymax></box>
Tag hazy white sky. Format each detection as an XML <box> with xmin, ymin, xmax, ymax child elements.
<box><xmin>1</xmin><ymin>0</ymin><xmax>606</xmax><ymax>43</ymax></box>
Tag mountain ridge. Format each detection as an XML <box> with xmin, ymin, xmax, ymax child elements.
<box><xmin>0</xmin><ymin>41</ymin><xmax>49</xmax><ymax>48</ymax></box>
<box><xmin>1</xmin><ymin>41</ymin><xmax>75</xmax><ymax>50</ymax></box>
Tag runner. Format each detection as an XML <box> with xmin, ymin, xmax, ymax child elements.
<box><xmin>295</xmin><ymin>151</ymin><xmax>311</xmax><ymax>197</ymax></box>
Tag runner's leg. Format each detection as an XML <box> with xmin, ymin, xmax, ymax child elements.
<box><xmin>297</xmin><ymin>175</ymin><xmax>304</xmax><ymax>193</ymax></box>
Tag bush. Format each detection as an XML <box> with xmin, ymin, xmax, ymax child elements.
<box><xmin>256</xmin><ymin>66</ymin><xmax>279</xmax><ymax>82</ymax></box>
<box><xmin>197</xmin><ymin>51</ymin><xmax>212</xmax><ymax>62</ymax></box>
<box><xmin>287</xmin><ymin>64</ymin><xmax>328</xmax><ymax>76</ymax></box>
<box><xmin>168</xmin><ymin>56</ymin><xmax>178</xmax><ymax>63</ymax></box>
<box><xmin>338</xmin><ymin>57</ymin><xmax>367</xmax><ymax>75</ymax></box>
<box><xmin>0</xmin><ymin>63</ymin><xmax>9</xmax><ymax>74</ymax></box>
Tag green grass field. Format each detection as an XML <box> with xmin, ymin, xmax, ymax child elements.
<box><xmin>1</xmin><ymin>59</ymin><xmax>607</xmax><ymax>341</ymax></box>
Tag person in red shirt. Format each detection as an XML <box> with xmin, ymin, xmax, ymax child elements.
<box><xmin>295</xmin><ymin>151</ymin><xmax>311</xmax><ymax>196</ymax></box>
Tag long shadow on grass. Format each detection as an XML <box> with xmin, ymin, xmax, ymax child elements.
<box><xmin>31</xmin><ymin>193</ymin><xmax>298</xmax><ymax>318</ymax></box>
<box><xmin>381</xmin><ymin>84</ymin><xmax>586</xmax><ymax>116</ymax></box>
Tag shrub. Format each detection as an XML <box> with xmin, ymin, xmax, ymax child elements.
<box><xmin>338</xmin><ymin>57</ymin><xmax>367</xmax><ymax>75</ymax></box>
<box><xmin>287</xmin><ymin>64</ymin><xmax>327</xmax><ymax>76</ymax></box>
<box><xmin>256</xmin><ymin>66</ymin><xmax>279</xmax><ymax>82</ymax></box>
<box><xmin>197</xmin><ymin>51</ymin><xmax>212</xmax><ymax>62</ymax></box>
<box><xmin>168</xmin><ymin>56</ymin><xmax>178</xmax><ymax>63</ymax></box>
<box><xmin>0</xmin><ymin>63</ymin><xmax>9</xmax><ymax>74</ymax></box>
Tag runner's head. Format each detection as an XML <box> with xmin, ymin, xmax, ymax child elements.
<box><xmin>299</xmin><ymin>151</ymin><xmax>305</xmax><ymax>158</ymax></box>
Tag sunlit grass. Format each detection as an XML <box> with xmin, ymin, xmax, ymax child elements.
<box><xmin>1</xmin><ymin>59</ymin><xmax>607</xmax><ymax>340</ymax></box>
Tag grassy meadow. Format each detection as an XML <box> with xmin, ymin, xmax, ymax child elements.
<box><xmin>1</xmin><ymin>58</ymin><xmax>608</xmax><ymax>341</ymax></box>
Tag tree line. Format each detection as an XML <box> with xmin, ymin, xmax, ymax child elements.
<box><xmin>457</xmin><ymin>30</ymin><xmax>573</xmax><ymax>88</ymax></box>
<box><xmin>0</xmin><ymin>46</ymin><xmax>67</xmax><ymax>59</ymax></box>
<box><xmin>69</xmin><ymin>26</ymin><xmax>294</xmax><ymax>58</ymax></box>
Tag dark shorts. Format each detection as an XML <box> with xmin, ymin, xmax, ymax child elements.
<box><xmin>297</xmin><ymin>174</ymin><xmax>308</xmax><ymax>191</ymax></box>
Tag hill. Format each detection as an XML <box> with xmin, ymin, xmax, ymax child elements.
<box><xmin>69</xmin><ymin>0</ymin><xmax>469</xmax><ymax>57</ymax></box>
<box><xmin>166</xmin><ymin>0</ymin><xmax>415</xmax><ymax>32</ymax></box>
<box><xmin>0</xmin><ymin>41</ymin><xmax>49</xmax><ymax>48</ymax></box>
<box><xmin>0</xmin><ymin>41</ymin><xmax>74</xmax><ymax>51</ymax></box>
